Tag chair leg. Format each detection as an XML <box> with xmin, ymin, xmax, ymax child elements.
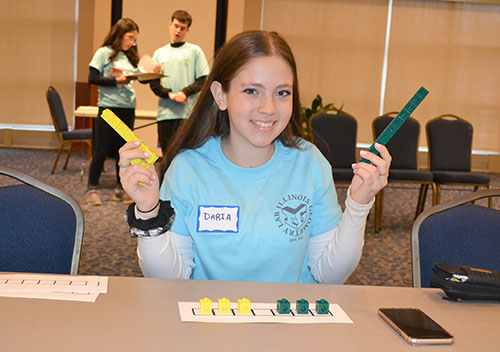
<box><xmin>379</xmin><ymin>189</ymin><xmax>384</xmax><ymax>232</ymax></box>
<box><xmin>432</xmin><ymin>183</ymin><xmax>440</xmax><ymax>205</ymax></box>
<box><xmin>415</xmin><ymin>184</ymin><xmax>429</xmax><ymax>219</ymax></box>
<box><xmin>470</xmin><ymin>186</ymin><xmax>480</xmax><ymax>205</ymax></box>
<box><xmin>63</xmin><ymin>143</ymin><xmax>73</xmax><ymax>170</ymax></box>
<box><xmin>86</xmin><ymin>140</ymin><xmax>92</xmax><ymax>160</ymax></box>
<box><xmin>51</xmin><ymin>144</ymin><xmax>64</xmax><ymax>174</ymax></box>
<box><xmin>374</xmin><ymin>189</ymin><xmax>384</xmax><ymax>233</ymax></box>
<box><xmin>374</xmin><ymin>192</ymin><xmax>380</xmax><ymax>233</ymax></box>
<box><xmin>486</xmin><ymin>185</ymin><xmax>492</xmax><ymax>208</ymax></box>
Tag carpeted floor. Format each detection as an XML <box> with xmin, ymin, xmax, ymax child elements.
<box><xmin>1</xmin><ymin>147</ymin><xmax>499</xmax><ymax>286</ymax></box>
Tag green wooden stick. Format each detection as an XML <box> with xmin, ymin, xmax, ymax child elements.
<box><xmin>360</xmin><ymin>86</ymin><xmax>429</xmax><ymax>163</ymax></box>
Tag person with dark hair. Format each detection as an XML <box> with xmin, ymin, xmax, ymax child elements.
<box><xmin>86</xmin><ymin>18</ymin><xmax>146</xmax><ymax>206</ymax></box>
<box><xmin>119</xmin><ymin>30</ymin><xmax>391</xmax><ymax>284</ymax></box>
<box><xmin>149</xmin><ymin>9</ymin><xmax>209</xmax><ymax>157</ymax></box>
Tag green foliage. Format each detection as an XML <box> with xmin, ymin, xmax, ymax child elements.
<box><xmin>301</xmin><ymin>94</ymin><xmax>335</xmax><ymax>140</ymax></box>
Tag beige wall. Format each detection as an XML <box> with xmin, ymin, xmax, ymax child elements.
<box><xmin>386</xmin><ymin>0</ymin><xmax>500</xmax><ymax>152</ymax></box>
<box><xmin>263</xmin><ymin>0</ymin><xmax>388</xmax><ymax>147</ymax></box>
<box><xmin>1</xmin><ymin>0</ymin><xmax>499</xmax><ymax>171</ymax></box>
<box><xmin>227</xmin><ymin>0</ymin><xmax>247</xmax><ymax>40</ymax></box>
<box><xmin>262</xmin><ymin>0</ymin><xmax>500</xmax><ymax>157</ymax></box>
<box><xmin>0</xmin><ymin>0</ymin><xmax>76</xmax><ymax>148</ymax></box>
<box><xmin>77</xmin><ymin>1</ymin><xmax>96</xmax><ymax>82</ymax></box>
<box><xmin>227</xmin><ymin>0</ymin><xmax>263</xmax><ymax>40</ymax></box>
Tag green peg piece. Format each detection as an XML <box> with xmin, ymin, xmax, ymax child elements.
<box><xmin>277</xmin><ymin>298</ymin><xmax>290</xmax><ymax>314</ymax></box>
<box><xmin>315</xmin><ymin>299</ymin><xmax>329</xmax><ymax>315</ymax></box>
<box><xmin>296</xmin><ymin>299</ymin><xmax>309</xmax><ymax>315</ymax></box>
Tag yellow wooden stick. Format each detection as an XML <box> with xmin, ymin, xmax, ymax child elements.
<box><xmin>100</xmin><ymin>109</ymin><xmax>159</xmax><ymax>169</ymax></box>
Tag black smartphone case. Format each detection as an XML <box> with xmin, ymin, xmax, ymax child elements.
<box><xmin>431</xmin><ymin>263</ymin><xmax>500</xmax><ymax>301</ymax></box>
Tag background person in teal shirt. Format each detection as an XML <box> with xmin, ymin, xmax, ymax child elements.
<box><xmin>149</xmin><ymin>10</ymin><xmax>210</xmax><ymax>157</ymax></box>
<box><xmin>86</xmin><ymin>18</ymin><xmax>144</xmax><ymax>206</ymax></box>
<box><xmin>119</xmin><ymin>31</ymin><xmax>391</xmax><ymax>284</ymax></box>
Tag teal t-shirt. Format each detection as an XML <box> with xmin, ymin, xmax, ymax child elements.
<box><xmin>89</xmin><ymin>46</ymin><xmax>140</xmax><ymax>108</ymax></box>
<box><xmin>160</xmin><ymin>137</ymin><xmax>342</xmax><ymax>283</ymax></box>
<box><xmin>152</xmin><ymin>42</ymin><xmax>209</xmax><ymax>121</ymax></box>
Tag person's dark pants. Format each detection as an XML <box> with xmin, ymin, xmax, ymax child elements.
<box><xmin>88</xmin><ymin>107</ymin><xmax>135</xmax><ymax>189</ymax></box>
<box><xmin>158</xmin><ymin>118</ymin><xmax>183</xmax><ymax>157</ymax></box>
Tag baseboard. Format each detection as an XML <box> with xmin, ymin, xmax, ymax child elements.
<box><xmin>0</xmin><ymin>129</ymin><xmax>58</xmax><ymax>149</ymax></box>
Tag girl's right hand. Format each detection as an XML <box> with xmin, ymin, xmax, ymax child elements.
<box><xmin>119</xmin><ymin>141</ymin><xmax>161</xmax><ymax>219</ymax></box>
<box><xmin>115</xmin><ymin>75</ymin><xmax>131</xmax><ymax>84</ymax></box>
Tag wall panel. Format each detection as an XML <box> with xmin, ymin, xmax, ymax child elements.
<box><xmin>2</xmin><ymin>0</ymin><xmax>499</xmax><ymax>169</ymax></box>
<box><xmin>262</xmin><ymin>0</ymin><xmax>388</xmax><ymax>145</ymax></box>
<box><xmin>387</xmin><ymin>0</ymin><xmax>500</xmax><ymax>151</ymax></box>
<box><xmin>0</xmin><ymin>0</ymin><xmax>76</xmax><ymax>132</ymax></box>
<box><xmin>262</xmin><ymin>0</ymin><xmax>500</xmax><ymax>156</ymax></box>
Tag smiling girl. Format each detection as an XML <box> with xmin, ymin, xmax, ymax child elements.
<box><xmin>119</xmin><ymin>30</ymin><xmax>391</xmax><ymax>284</ymax></box>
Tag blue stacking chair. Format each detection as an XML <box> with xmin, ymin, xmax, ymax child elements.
<box><xmin>412</xmin><ymin>188</ymin><xmax>500</xmax><ymax>287</ymax></box>
<box><xmin>372</xmin><ymin>113</ymin><xmax>434</xmax><ymax>232</ymax></box>
<box><xmin>310</xmin><ymin>108</ymin><xmax>357</xmax><ymax>184</ymax></box>
<box><xmin>0</xmin><ymin>166</ymin><xmax>84</xmax><ymax>274</ymax></box>
<box><xmin>46</xmin><ymin>86</ymin><xmax>92</xmax><ymax>174</ymax></box>
<box><xmin>426</xmin><ymin>114</ymin><xmax>491</xmax><ymax>206</ymax></box>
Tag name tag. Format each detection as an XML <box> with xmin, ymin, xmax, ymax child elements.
<box><xmin>197</xmin><ymin>206</ymin><xmax>239</xmax><ymax>233</ymax></box>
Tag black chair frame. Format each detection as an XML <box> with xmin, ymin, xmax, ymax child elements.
<box><xmin>426</xmin><ymin>114</ymin><xmax>491</xmax><ymax>207</ymax></box>
<box><xmin>310</xmin><ymin>107</ymin><xmax>358</xmax><ymax>185</ymax></box>
<box><xmin>372</xmin><ymin>112</ymin><xmax>434</xmax><ymax>232</ymax></box>
<box><xmin>46</xmin><ymin>86</ymin><xmax>92</xmax><ymax>174</ymax></box>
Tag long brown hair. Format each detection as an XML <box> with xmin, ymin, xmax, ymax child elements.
<box><xmin>160</xmin><ymin>30</ymin><xmax>304</xmax><ymax>181</ymax></box>
<box><xmin>101</xmin><ymin>18</ymin><xmax>139</xmax><ymax>67</ymax></box>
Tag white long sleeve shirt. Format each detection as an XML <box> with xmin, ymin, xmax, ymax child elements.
<box><xmin>137</xmin><ymin>188</ymin><xmax>373</xmax><ymax>284</ymax></box>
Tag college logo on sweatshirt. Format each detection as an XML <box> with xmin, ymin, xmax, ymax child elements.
<box><xmin>274</xmin><ymin>194</ymin><xmax>312</xmax><ymax>241</ymax></box>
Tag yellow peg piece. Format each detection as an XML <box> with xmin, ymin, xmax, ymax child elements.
<box><xmin>217</xmin><ymin>297</ymin><xmax>231</xmax><ymax>315</ymax></box>
<box><xmin>199</xmin><ymin>297</ymin><xmax>213</xmax><ymax>314</ymax></box>
<box><xmin>100</xmin><ymin>109</ymin><xmax>159</xmax><ymax>169</ymax></box>
<box><xmin>237</xmin><ymin>298</ymin><xmax>251</xmax><ymax>315</ymax></box>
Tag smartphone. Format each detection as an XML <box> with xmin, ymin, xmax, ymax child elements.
<box><xmin>378</xmin><ymin>308</ymin><xmax>454</xmax><ymax>345</ymax></box>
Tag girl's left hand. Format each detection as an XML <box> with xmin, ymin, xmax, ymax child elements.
<box><xmin>152</xmin><ymin>63</ymin><xmax>162</xmax><ymax>73</ymax></box>
<box><xmin>349</xmin><ymin>143</ymin><xmax>391</xmax><ymax>204</ymax></box>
